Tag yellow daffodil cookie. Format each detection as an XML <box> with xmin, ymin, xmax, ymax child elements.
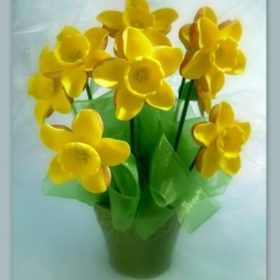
<box><xmin>28</xmin><ymin>26</ymin><xmax>110</xmax><ymax>124</ymax></box>
<box><xmin>97</xmin><ymin>0</ymin><xmax>178</xmax><ymax>39</ymax></box>
<box><xmin>40</xmin><ymin>109</ymin><xmax>130</xmax><ymax>193</ymax></box>
<box><xmin>28</xmin><ymin>47</ymin><xmax>72</xmax><ymax>125</ymax></box>
<box><xmin>54</xmin><ymin>26</ymin><xmax>110</xmax><ymax>98</ymax></box>
<box><xmin>192</xmin><ymin>102</ymin><xmax>251</xmax><ymax>177</ymax></box>
<box><xmin>178</xmin><ymin>6</ymin><xmax>246</xmax><ymax>113</ymax></box>
<box><xmin>92</xmin><ymin>27</ymin><xmax>183</xmax><ymax>120</ymax></box>
<box><xmin>180</xmin><ymin>6</ymin><xmax>246</xmax><ymax>79</ymax></box>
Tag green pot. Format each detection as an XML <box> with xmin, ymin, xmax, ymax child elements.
<box><xmin>94</xmin><ymin>205</ymin><xmax>181</xmax><ymax>279</ymax></box>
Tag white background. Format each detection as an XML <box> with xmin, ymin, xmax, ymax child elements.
<box><xmin>12</xmin><ymin>0</ymin><xmax>266</xmax><ymax>279</ymax></box>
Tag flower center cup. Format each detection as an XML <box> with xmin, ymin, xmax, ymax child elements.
<box><xmin>125</xmin><ymin>57</ymin><xmax>163</xmax><ymax>96</ymax></box>
<box><xmin>216</xmin><ymin>126</ymin><xmax>243</xmax><ymax>157</ymax></box>
<box><xmin>60</xmin><ymin>142</ymin><xmax>101</xmax><ymax>179</ymax></box>
<box><xmin>55</xmin><ymin>35</ymin><xmax>90</xmax><ymax>64</ymax></box>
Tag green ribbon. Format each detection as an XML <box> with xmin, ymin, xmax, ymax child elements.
<box><xmin>42</xmin><ymin>177</ymin><xmax>108</xmax><ymax>206</ymax></box>
<box><xmin>148</xmin><ymin>135</ymin><xmax>231</xmax><ymax>234</ymax></box>
<box><xmin>42</xmin><ymin>94</ymin><xmax>232</xmax><ymax>239</ymax></box>
<box><xmin>134</xmin><ymin>187</ymin><xmax>174</xmax><ymax>240</ymax></box>
<box><xmin>109</xmin><ymin>155</ymin><xmax>140</xmax><ymax>231</ymax></box>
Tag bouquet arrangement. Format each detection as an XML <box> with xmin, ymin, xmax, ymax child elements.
<box><xmin>28</xmin><ymin>0</ymin><xmax>251</xmax><ymax>277</ymax></box>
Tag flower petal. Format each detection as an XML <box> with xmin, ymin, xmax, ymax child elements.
<box><xmin>180</xmin><ymin>49</ymin><xmax>212</xmax><ymax>79</ymax></box>
<box><xmin>126</xmin><ymin>0</ymin><xmax>149</xmax><ymax>10</ymax></box>
<box><xmin>34</xmin><ymin>99</ymin><xmax>53</xmax><ymax>125</ymax></box>
<box><xmin>208</xmin><ymin>68</ymin><xmax>225</xmax><ymax>94</ymax></box>
<box><xmin>124</xmin><ymin>7</ymin><xmax>154</xmax><ymax>29</ymax></box>
<box><xmin>198</xmin><ymin>67</ymin><xmax>225</xmax><ymax>95</ymax></box>
<box><xmin>220</xmin><ymin>155</ymin><xmax>241</xmax><ymax>175</ymax></box>
<box><xmin>84</xmin><ymin>50</ymin><xmax>111</xmax><ymax>72</ymax></box>
<box><xmin>28</xmin><ymin>74</ymin><xmax>55</xmax><ymax>99</ymax></box>
<box><xmin>146</xmin><ymin>81</ymin><xmax>175</xmax><ymax>110</ymax></box>
<box><xmin>97</xmin><ymin>11</ymin><xmax>125</xmax><ymax>31</ymax></box>
<box><xmin>192</xmin><ymin>17</ymin><xmax>218</xmax><ymax>49</ymax></box>
<box><xmin>72</xmin><ymin>109</ymin><xmax>103</xmax><ymax>146</ymax></box>
<box><xmin>237</xmin><ymin>122</ymin><xmax>251</xmax><ymax>144</ymax></box>
<box><xmin>194</xmin><ymin>6</ymin><xmax>218</xmax><ymax>24</ymax></box>
<box><xmin>114</xmin><ymin>30</ymin><xmax>126</xmax><ymax>58</ymax></box>
<box><xmin>57</xmin><ymin>26</ymin><xmax>81</xmax><ymax>41</ymax></box>
<box><xmin>228</xmin><ymin>50</ymin><xmax>246</xmax><ymax>75</ymax></box>
<box><xmin>192</xmin><ymin>122</ymin><xmax>218</xmax><ymax>146</ymax></box>
<box><xmin>152</xmin><ymin>8</ymin><xmax>178</xmax><ymax>33</ymax></box>
<box><xmin>81</xmin><ymin>166</ymin><xmax>111</xmax><ymax>193</ymax></box>
<box><xmin>143</xmin><ymin>30</ymin><xmax>171</xmax><ymax>46</ymax></box>
<box><xmin>125</xmin><ymin>56</ymin><xmax>163</xmax><ymax>95</ymax></box>
<box><xmin>217</xmin><ymin>125</ymin><xmax>244</xmax><ymax>157</ymax></box>
<box><xmin>39</xmin><ymin>47</ymin><xmax>62</xmax><ymax>76</ymax></box>
<box><xmin>179</xmin><ymin>24</ymin><xmax>191</xmax><ymax>49</ymax></box>
<box><xmin>84</xmin><ymin>27</ymin><xmax>109</xmax><ymax>51</ymax></box>
<box><xmin>115</xmin><ymin>88</ymin><xmax>144</xmax><ymax>120</ymax></box>
<box><xmin>40</xmin><ymin>124</ymin><xmax>73</xmax><ymax>152</ymax></box>
<box><xmin>219</xmin><ymin>20</ymin><xmax>242</xmax><ymax>42</ymax></box>
<box><xmin>50</xmin><ymin>85</ymin><xmax>72</xmax><ymax>114</ymax></box>
<box><xmin>61</xmin><ymin>68</ymin><xmax>87</xmax><ymax>98</ymax></box>
<box><xmin>210</xmin><ymin>102</ymin><xmax>235</xmax><ymax>131</ymax></box>
<box><xmin>196</xmin><ymin>88</ymin><xmax>212</xmax><ymax>114</ymax></box>
<box><xmin>95</xmin><ymin>138</ymin><xmax>130</xmax><ymax>166</ymax></box>
<box><xmin>214</xmin><ymin>38</ymin><xmax>238</xmax><ymax>72</ymax></box>
<box><xmin>122</xmin><ymin>27</ymin><xmax>153</xmax><ymax>59</ymax></box>
<box><xmin>92</xmin><ymin>58</ymin><xmax>127</xmax><ymax>88</ymax></box>
<box><xmin>196</xmin><ymin>144</ymin><xmax>220</xmax><ymax>177</ymax></box>
<box><xmin>59</xmin><ymin>142</ymin><xmax>101</xmax><ymax>179</ymax></box>
<box><xmin>153</xmin><ymin>46</ymin><xmax>183</xmax><ymax>77</ymax></box>
<box><xmin>49</xmin><ymin>156</ymin><xmax>74</xmax><ymax>184</ymax></box>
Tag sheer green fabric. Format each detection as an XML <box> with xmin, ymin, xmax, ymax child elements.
<box><xmin>43</xmin><ymin>92</ymin><xmax>232</xmax><ymax>239</ymax></box>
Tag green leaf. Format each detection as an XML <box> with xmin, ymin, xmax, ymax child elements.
<box><xmin>42</xmin><ymin>177</ymin><xmax>108</xmax><ymax>206</ymax></box>
<box><xmin>180</xmin><ymin>81</ymin><xmax>198</xmax><ymax>101</ymax></box>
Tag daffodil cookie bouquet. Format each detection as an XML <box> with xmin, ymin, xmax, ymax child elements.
<box><xmin>27</xmin><ymin>0</ymin><xmax>251</xmax><ymax>278</ymax></box>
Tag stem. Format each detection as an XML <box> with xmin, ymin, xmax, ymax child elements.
<box><xmin>130</xmin><ymin>118</ymin><xmax>135</xmax><ymax>155</ymax></box>
<box><xmin>72</xmin><ymin>104</ymin><xmax>78</xmax><ymax>115</ymax></box>
<box><xmin>189</xmin><ymin>155</ymin><xmax>196</xmax><ymax>171</ymax></box>
<box><xmin>86</xmin><ymin>83</ymin><xmax>92</xmax><ymax>100</ymax></box>
<box><xmin>178</xmin><ymin>77</ymin><xmax>186</xmax><ymax>99</ymax></box>
<box><xmin>174</xmin><ymin>80</ymin><xmax>195</xmax><ymax>152</ymax></box>
<box><xmin>175</xmin><ymin>77</ymin><xmax>186</xmax><ymax>118</ymax></box>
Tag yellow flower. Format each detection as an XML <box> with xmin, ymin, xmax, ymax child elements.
<box><xmin>97</xmin><ymin>0</ymin><xmax>178</xmax><ymax>41</ymax></box>
<box><xmin>97</xmin><ymin>0</ymin><xmax>178</xmax><ymax>35</ymax></box>
<box><xmin>40</xmin><ymin>109</ymin><xmax>131</xmax><ymax>193</ymax></box>
<box><xmin>179</xmin><ymin>6</ymin><xmax>246</xmax><ymax>80</ymax></box>
<box><xmin>92</xmin><ymin>27</ymin><xmax>183</xmax><ymax>120</ymax></box>
<box><xmin>192</xmin><ymin>102</ymin><xmax>251</xmax><ymax>177</ymax></box>
<box><xmin>28</xmin><ymin>26</ymin><xmax>110</xmax><ymax>125</ymax></box>
<box><xmin>54</xmin><ymin>26</ymin><xmax>110</xmax><ymax>98</ymax></box>
<box><xmin>28</xmin><ymin>47</ymin><xmax>72</xmax><ymax>125</ymax></box>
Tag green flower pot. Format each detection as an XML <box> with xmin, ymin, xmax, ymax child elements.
<box><xmin>94</xmin><ymin>205</ymin><xmax>181</xmax><ymax>279</ymax></box>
